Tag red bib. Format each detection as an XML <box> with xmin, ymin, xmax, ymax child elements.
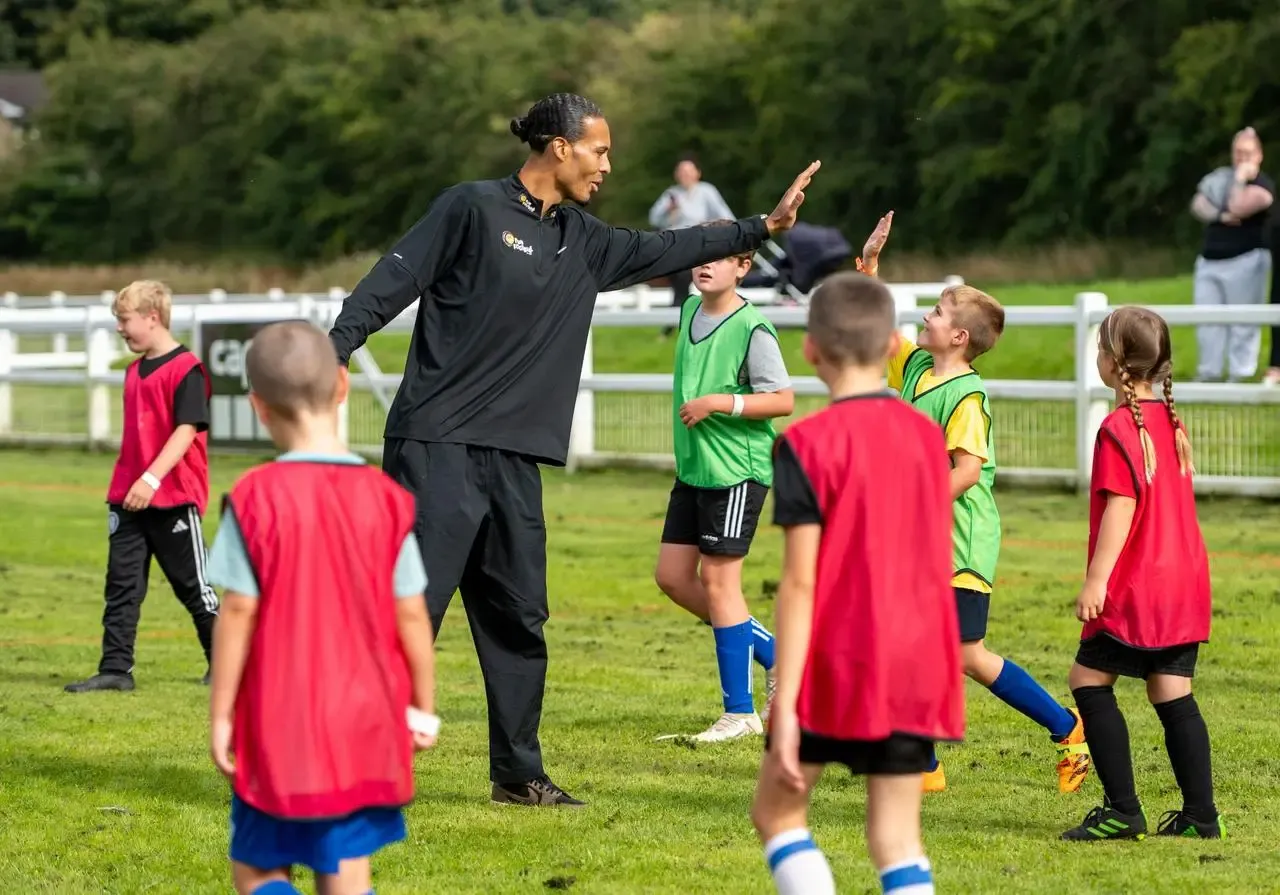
<box><xmin>108</xmin><ymin>351</ymin><xmax>210</xmax><ymax>513</ymax></box>
<box><xmin>783</xmin><ymin>397</ymin><xmax>965</xmax><ymax>744</ymax></box>
<box><xmin>1084</xmin><ymin>405</ymin><xmax>1211</xmax><ymax>649</ymax></box>
<box><xmin>225</xmin><ymin>460</ymin><xmax>419</xmax><ymax>820</ymax></box>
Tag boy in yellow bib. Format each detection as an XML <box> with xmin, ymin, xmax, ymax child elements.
<box><xmin>887</xmin><ymin>279</ymin><xmax>1091</xmax><ymax>796</ymax></box>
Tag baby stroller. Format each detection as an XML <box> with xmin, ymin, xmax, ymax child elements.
<box><xmin>742</xmin><ymin>222</ymin><xmax>854</xmax><ymax>304</ymax></box>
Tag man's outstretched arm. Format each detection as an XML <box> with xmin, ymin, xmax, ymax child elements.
<box><xmin>329</xmin><ymin>187</ymin><xmax>472</xmax><ymax>365</ymax></box>
<box><xmin>581</xmin><ymin>162</ymin><xmax>821</xmax><ymax>293</ymax></box>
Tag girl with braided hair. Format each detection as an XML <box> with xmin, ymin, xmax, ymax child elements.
<box><xmin>1061</xmin><ymin>306</ymin><xmax>1222</xmax><ymax>842</ymax></box>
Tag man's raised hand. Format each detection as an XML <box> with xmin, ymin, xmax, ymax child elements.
<box><xmin>765</xmin><ymin>161</ymin><xmax>822</xmax><ymax>235</ymax></box>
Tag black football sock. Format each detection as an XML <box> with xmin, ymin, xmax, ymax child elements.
<box><xmin>1072</xmin><ymin>685</ymin><xmax>1141</xmax><ymax>815</ymax></box>
<box><xmin>1154</xmin><ymin>693</ymin><xmax>1218</xmax><ymax>823</ymax></box>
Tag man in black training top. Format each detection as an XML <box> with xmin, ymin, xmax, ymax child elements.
<box><xmin>328</xmin><ymin>92</ymin><xmax>820</xmax><ymax>807</ymax></box>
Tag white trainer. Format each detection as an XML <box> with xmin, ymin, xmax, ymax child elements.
<box><xmin>689</xmin><ymin>711</ymin><xmax>764</xmax><ymax>743</ymax></box>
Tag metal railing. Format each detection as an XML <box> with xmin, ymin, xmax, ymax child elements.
<box><xmin>3</xmin><ymin>284</ymin><xmax>1279</xmax><ymax>495</ymax></box>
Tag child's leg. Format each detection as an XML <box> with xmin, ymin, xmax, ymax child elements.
<box><xmin>866</xmin><ymin>774</ymin><xmax>933</xmax><ymax>893</ymax></box>
<box><xmin>751</xmin><ymin>757</ymin><xmax>832</xmax><ymax>894</ymax></box>
<box><xmin>145</xmin><ymin>505</ymin><xmax>219</xmax><ymax>669</ymax></box>
<box><xmin>232</xmin><ymin>862</ymin><xmax>298</xmax><ymax>895</ymax></box>
<box><xmin>701</xmin><ymin>554</ymin><xmax>756</xmax><ymax>715</ymax></box>
<box><xmin>92</xmin><ymin>506</ymin><xmax>152</xmax><ymax>681</ymax></box>
<box><xmin>315</xmin><ymin>857</ymin><xmax>373</xmax><ymax>895</ymax></box>
<box><xmin>657</xmin><ymin>494</ymin><xmax>775</xmax><ymax>669</ymax></box>
<box><xmin>970</xmin><ymin>640</ymin><xmax>1078</xmax><ymax>737</ymax></box>
<box><xmin>1149</xmin><ymin>671</ymin><xmax>1219</xmax><ymax>826</ymax></box>
<box><xmin>655</xmin><ymin>542</ymin><xmax>709</xmax><ymax>618</ymax></box>
<box><xmin>1069</xmin><ymin>662</ymin><xmax>1138</xmax><ymax>814</ymax></box>
<box><xmin>956</xmin><ymin>590</ymin><xmax>1075</xmax><ymax>736</ymax></box>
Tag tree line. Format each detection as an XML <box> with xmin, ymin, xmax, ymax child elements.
<box><xmin>0</xmin><ymin>0</ymin><xmax>1275</xmax><ymax>264</ymax></box>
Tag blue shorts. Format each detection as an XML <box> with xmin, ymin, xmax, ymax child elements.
<box><xmin>229</xmin><ymin>795</ymin><xmax>407</xmax><ymax>875</ymax></box>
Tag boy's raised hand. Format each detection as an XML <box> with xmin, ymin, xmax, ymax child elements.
<box><xmin>855</xmin><ymin>211</ymin><xmax>894</xmax><ymax>277</ymax></box>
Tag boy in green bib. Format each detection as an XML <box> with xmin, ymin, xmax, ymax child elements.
<box><xmin>654</xmin><ymin>221</ymin><xmax>795</xmax><ymax>744</ymax></box>
<box><xmin>887</xmin><ymin>280</ymin><xmax>1092</xmax><ymax>795</ymax></box>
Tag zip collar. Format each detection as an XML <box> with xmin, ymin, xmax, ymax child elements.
<box><xmin>505</xmin><ymin>173</ymin><xmax>557</xmax><ymax>220</ymax></box>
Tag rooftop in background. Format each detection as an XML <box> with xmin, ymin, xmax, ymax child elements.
<box><xmin>0</xmin><ymin>70</ymin><xmax>47</xmax><ymax>122</ymax></box>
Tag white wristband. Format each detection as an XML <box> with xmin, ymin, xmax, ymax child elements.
<box><xmin>730</xmin><ymin>394</ymin><xmax>745</xmax><ymax>417</ymax></box>
<box><xmin>407</xmin><ymin>707</ymin><xmax>441</xmax><ymax>737</ymax></box>
<box><xmin>140</xmin><ymin>471</ymin><xmax>162</xmax><ymax>490</ymax></box>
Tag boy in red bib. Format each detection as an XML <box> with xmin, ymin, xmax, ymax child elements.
<box><xmin>1061</xmin><ymin>306</ymin><xmax>1222</xmax><ymax>842</ymax></box>
<box><xmin>65</xmin><ymin>280</ymin><xmax>218</xmax><ymax>693</ymax></box>
<box><xmin>750</xmin><ymin>238</ymin><xmax>964</xmax><ymax>895</ymax></box>
<box><xmin>206</xmin><ymin>320</ymin><xmax>439</xmax><ymax>895</ymax></box>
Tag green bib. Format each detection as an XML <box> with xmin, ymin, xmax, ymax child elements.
<box><xmin>900</xmin><ymin>349</ymin><xmax>1001</xmax><ymax>586</ymax></box>
<box><xmin>672</xmin><ymin>297</ymin><xmax>778</xmax><ymax>488</ymax></box>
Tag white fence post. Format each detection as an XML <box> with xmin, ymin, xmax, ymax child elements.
<box><xmin>3</xmin><ymin>292</ymin><xmax>17</xmax><ymax>354</ymax></box>
<box><xmin>100</xmin><ymin>291</ymin><xmax>119</xmax><ymax>366</ymax></box>
<box><xmin>894</xmin><ymin>289</ymin><xmax>919</xmax><ymax>344</ymax></box>
<box><xmin>51</xmin><ymin>291</ymin><xmax>67</xmax><ymax>355</ymax></box>
<box><xmin>0</xmin><ymin>320</ymin><xmax>11</xmax><ymax>435</ymax></box>
<box><xmin>326</xmin><ymin>288</ymin><xmax>346</xmax><ymax>330</ymax></box>
<box><xmin>567</xmin><ymin>327</ymin><xmax>595</xmax><ymax>473</ymax></box>
<box><xmin>1073</xmin><ymin>291</ymin><xmax>1110</xmax><ymax>492</ymax></box>
<box><xmin>86</xmin><ymin>308</ymin><xmax>112</xmax><ymax>445</ymax></box>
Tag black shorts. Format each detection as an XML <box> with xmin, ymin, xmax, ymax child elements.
<box><xmin>661</xmin><ymin>479</ymin><xmax>768</xmax><ymax>557</ymax></box>
<box><xmin>955</xmin><ymin>587</ymin><xmax>990</xmax><ymax>643</ymax></box>
<box><xmin>764</xmin><ymin>731</ymin><xmax>934</xmax><ymax>776</ymax></box>
<box><xmin>1076</xmin><ymin>634</ymin><xmax>1200</xmax><ymax>680</ymax></box>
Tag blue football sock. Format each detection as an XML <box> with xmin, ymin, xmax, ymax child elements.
<box><xmin>988</xmin><ymin>660</ymin><xmax>1076</xmax><ymax>740</ymax></box>
<box><xmin>713</xmin><ymin>620</ymin><xmax>754</xmax><ymax>714</ymax></box>
<box><xmin>750</xmin><ymin>616</ymin><xmax>776</xmax><ymax>670</ymax></box>
<box><xmin>880</xmin><ymin>857</ymin><xmax>934</xmax><ymax>893</ymax></box>
<box><xmin>926</xmin><ymin>745</ymin><xmax>940</xmax><ymax>772</ymax></box>
<box><xmin>252</xmin><ymin>882</ymin><xmax>301</xmax><ymax>895</ymax></box>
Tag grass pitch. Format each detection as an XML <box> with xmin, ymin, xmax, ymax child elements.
<box><xmin>1</xmin><ymin>449</ymin><xmax>1279</xmax><ymax>893</ymax></box>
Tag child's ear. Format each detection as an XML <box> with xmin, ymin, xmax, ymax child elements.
<box><xmin>333</xmin><ymin>364</ymin><xmax>350</xmax><ymax>407</ymax></box>
<box><xmin>802</xmin><ymin>332</ymin><xmax>819</xmax><ymax>367</ymax></box>
<box><xmin>247</xmin><ymin>392</ymin><xmax>271</xmax><ymax>428</ymax></box>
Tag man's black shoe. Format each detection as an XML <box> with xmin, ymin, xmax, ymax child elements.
<box><xmin>491</xmin><ymin>775</ymin><xmax>586</xmax><ymax>807</ymax></box>
<box><xmin>64</xmin><ymin>673</ymin><xmax>135</xmax><ymax>693</ymax></box>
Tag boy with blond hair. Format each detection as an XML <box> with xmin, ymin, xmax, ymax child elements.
<box><xmin>207</xmin><ymin>320</ymin><xmax>438</xmax><ymax>895</ymax></box>
<box><xmin>66</xmin><ymin>280</ymin><xmax>218</xmax><ymax>693</ymax></box>
<box><xmin>886</xmin><ymin>267</ymin><xmax>1091</xmax><ymax>794</ymax></box>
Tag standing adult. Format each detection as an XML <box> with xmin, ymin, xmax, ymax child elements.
<box><xmin>1189</xmin><ymin>126</ymin><xmax>1275</xmax><ymax>382</ymax></box>
<box><xmin>649</xmin><ymin>154</ymin><xmax>737</xmax><ymax>332</ymax></box>
<box><xmin>1265</xmin><ymin>212</ymin><xmax>1280</xmax><ymax>386</ymax></box>
<box><xmin>327</xmin><ymin>93</ymin><xmax>820</xmax><ymax>807</ymax></box>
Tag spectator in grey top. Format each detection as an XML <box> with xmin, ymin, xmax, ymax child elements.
<box><xmin>1189</xmin><ymin>127</ymin><xmax>1275</xmax><ymax>381</ymax></box>
<box><xmin>650</xmin><ymin>155</ymin><xmax>737</xmax><ymax>330</ymax></box>
<box><xmin>649</xmin><ymin>155</ymin><xmax>737</xmax><ymax>231</ymax></box>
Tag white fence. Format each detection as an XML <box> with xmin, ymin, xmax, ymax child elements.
<box><xmin>2</xmin><ymin>284</ymin><xmax>1280</xmax><ymax>496</ymax></box>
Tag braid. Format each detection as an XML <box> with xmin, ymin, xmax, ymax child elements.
<box><xmin>1120</xmin><ymin>369</ymin><xmax>1157</xmax><ymax>483</ymax></box>
<box><xmin>1163</xmin><ymin>375</ymin><xmax>1196</xmax><ymax>476</ymax></box>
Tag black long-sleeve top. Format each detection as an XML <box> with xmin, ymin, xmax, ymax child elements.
<box><xmin>328</xmin><ymin>173</ymin><xmax>770</xmax><ymax>466</ymax></box>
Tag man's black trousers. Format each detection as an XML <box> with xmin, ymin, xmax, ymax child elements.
<box><xmin>383</xmin><ymin>439</ymin><xmax>549</xmax><ymax>785</ymax></box>
<box><xmin>101</xmin><ymin>503</ymin><xmax>219</xmax><ymax>675</ymax></box>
